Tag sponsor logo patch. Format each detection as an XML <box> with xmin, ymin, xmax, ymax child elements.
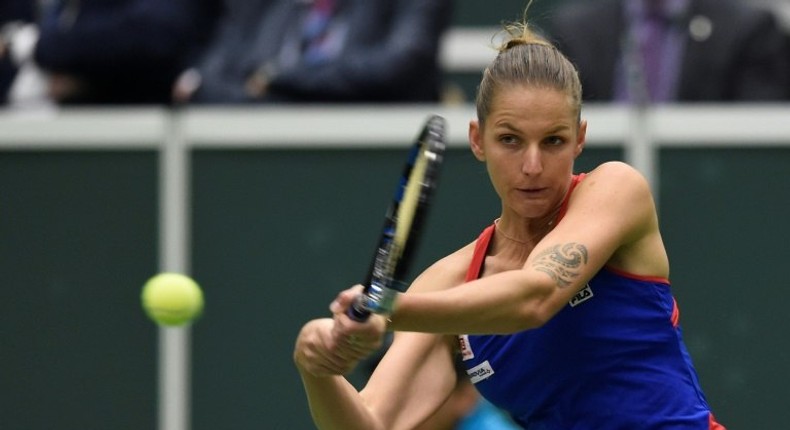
<box><xmin>458</xmin><ymin>334</ymin><xmax>474</xmax><ymax>361</ymax></box>
<box><xmin>467</xmin><ymin>360</ymin><xmax>495</xmax><ymax>384</ymax></box>
<box><xmin>569</xmin><ymin>284</ymin><xmax>594</xmax><ymax>307</ymax></box>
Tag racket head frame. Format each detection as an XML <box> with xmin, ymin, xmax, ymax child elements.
<box><xmin>349</xmin><ymin>115</ymin><xmax>447</xmax><ymax>320</ymax></box>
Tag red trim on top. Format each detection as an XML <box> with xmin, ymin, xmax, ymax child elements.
<box><xmin>465</xmin><ymin>225</ymin><xmax>494</xmax><ymax>282</ymax></box>
<box><xmin>556</xmin><ymin>173</ymin><xmax>586</xmax><ymax>223</ymax></box>
<box><xmin>604</xmin><ymin>265</ymin><xmax>670</xmax><ymax>285</ymax></box>
<box><xmin>709</xmin><ymin>413</ymin><xmax>727</xmax><ymax>430</ymax></box>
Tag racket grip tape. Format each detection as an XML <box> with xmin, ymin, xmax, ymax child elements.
<box><xmin>347</xmin><ymin>282</ymin><xmax>400</xmax><ymax>322</ymax></box>
<box><xmin>347</xmin><ymin>295</ymin><xmax>372</xmax><ymax>322</ymax></box>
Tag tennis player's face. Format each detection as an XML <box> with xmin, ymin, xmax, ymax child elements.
<box><xmin>470</xmin><ymin>85</ymin><xmax>586</xmax><ymax>219</ymax></box>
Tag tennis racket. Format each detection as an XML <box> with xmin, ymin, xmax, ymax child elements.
<box><xmin>348</xmin><ymin>114</ymin><xmax>447</xmax><ymax>321</ymax></box>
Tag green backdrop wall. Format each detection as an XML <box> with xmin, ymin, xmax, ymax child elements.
<box><xmin>0</xmin><ymin>151</ymin><xmax>159</xmax><ymax>429</ymax></box>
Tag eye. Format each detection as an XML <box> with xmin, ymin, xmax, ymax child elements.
<box><xmin>499</xmin><ymin>134</ymin><xmax>520</xmax><ymax>146</ymax></box>
<box><xmin>544</xmin><ymin>136</ymin><xmax>566</xmax><ymax>146</ymax></box>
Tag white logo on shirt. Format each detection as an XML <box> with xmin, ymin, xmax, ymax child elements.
<box><xmin>458</xmin><ymin>334</ymin><xmax>474</xmax><ymax>361</ymax></box>
<box><xmin>467</xmin><ymin>360</ymin><xmax>495</xmax><ymax>384</ymax></box>
<box><xmin>569</xmin><ymin>284</ymin><xmax>594</xmax><ymax>307</ymax></box>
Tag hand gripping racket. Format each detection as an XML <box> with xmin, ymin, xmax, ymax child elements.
<box><xmin>348</xmin><ymin>114</ymin><xmax>447</xmax><ymax>321</ymax></box>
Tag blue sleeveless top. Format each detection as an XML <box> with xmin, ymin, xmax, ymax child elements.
<box><xmin>458</xmin><ymin>176</ymin><xmax>725</xmax><ymax>429</ymax></box>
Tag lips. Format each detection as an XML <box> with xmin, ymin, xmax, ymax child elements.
<box><xmin>517</xmin><ymin>187</ymin><xmax>548</xmax><ymax>195</ymax></box>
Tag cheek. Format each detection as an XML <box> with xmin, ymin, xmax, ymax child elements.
<box><xmin>556</xmin><ymin>160</ymin><xmax>576</xmax><ymax>179</ymax></box>
<box><xmin>490</xmin><ymin>158</ymin><xmax>529</xmax><ymax>197</ymax></box>
<box><xmin>484</xmin><ymin>161</ymin><xmax>509</xmax><ymax>197</ymax></box>
<box><xmin>553</xmin><ymin>148</ymin><xmax>578</xmax><ymax>170</ymax></box>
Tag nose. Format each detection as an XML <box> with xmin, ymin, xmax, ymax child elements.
<box><xmin>521</xmin><ymin>145</ymin><xmax>542</xmax><ymax>176</ymax></box>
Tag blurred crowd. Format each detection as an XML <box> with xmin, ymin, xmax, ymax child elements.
<box><xmin>0</xmin><ymin>0</ymin><xmax>788</xmax><ymax>109</ymax></box>
<box><xmin>548</xmin><ymin>0</ymin><xmax>790</xmax><ymax>104</ymax></box>
<box><xmin>0</xmin><ymin>0</ymin><xmax>452</xmax><ymax>108</ymax></box>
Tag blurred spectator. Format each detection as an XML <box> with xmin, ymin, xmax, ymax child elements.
<box><xmin>174</xmin><ymin>0</ymin><xmax>453</xmax><ymax>104</ymax></box>
<box><xmin>171</xmin><ymin>0</ymin><xmax>278</xmax><ymax>104</ymax></box>
<box><xmin>547</xmin><ymin>0</ymin><xmax>790</xmax><ymax>103</ymax></box>
<box><xmin>0</xmin><ymin>0</ymin><xmax>36</xmax><ymax>105</ymax></box>
<box><xmin>32</xmin><ymin>0</ymin><xmax>220</xmax><ymax>105</ymax></box>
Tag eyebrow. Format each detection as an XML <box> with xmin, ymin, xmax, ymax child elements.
<box><xmin>491</xmin><ymin>121</ymin><xmax>573</xmax><ymax>134</ymax></box>
<box><xmin>491</xmin><ymin>120</ymin><xmax>519</xmax><ymax>130</ymax></box>
<box><xmin>545</xmin><ymin>124</ymin><xmax>572</xmax><ymax>134</ymax></box>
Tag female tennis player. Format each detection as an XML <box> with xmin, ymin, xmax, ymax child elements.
<box><xmin>293</xmin><ymin>13</ymin><xmax>726</xmax><ymax>430</ymax></box>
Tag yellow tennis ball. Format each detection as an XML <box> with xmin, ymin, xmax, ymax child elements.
<box><xmin>141</xmin><ymin>273</ymin><xmax>204</xmax><ymax>326</ymax></box>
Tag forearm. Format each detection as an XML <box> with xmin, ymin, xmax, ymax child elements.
<box><xmin>299</xmin><ymin>372</ymin><xmax>383</xmax><ymax>430</ymax></box>
<box><xmin>391</xmin><ymin>269</ymin><xmax>554</xmax><ymax>335</ymax></box>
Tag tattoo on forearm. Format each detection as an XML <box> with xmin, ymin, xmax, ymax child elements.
<box><xmin>531</xmin><ymin>243</ymin><xmax>589</xmax><ymax>288</ymax></box>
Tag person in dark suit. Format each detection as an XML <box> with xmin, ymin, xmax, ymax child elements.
<box><xmin>175</xmin><ymin>0</ymin><xmax>453</xmax><ymax>104</ymax></box>
<box><xmin>170</xmin><ymin>0</ymin><xmax>278</xmax><ymax>104</ymax></box>
<box><xmin>32</xmin><ymin>0</ymin><xmax>219</xmax><ymax>105</ymax></box>
<box><xmin>547</xmin><ymin>0</ymin><xmax>789</xmax><ymax>103</ymax></box>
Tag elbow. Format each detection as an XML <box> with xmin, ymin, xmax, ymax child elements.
<box><xmin>526</xmin><ymin>303</ymin><xmax>555</xmax><ymax>329</ymax></box>
<box><xmin>511</xmin><ymin>302</ymin><xmax>553</xmax><ymax>332</ymax></box>
<box><xmin>510</xmin><ymin>277</ymin><xmax>557</xmax><ymax>332</ymax></box>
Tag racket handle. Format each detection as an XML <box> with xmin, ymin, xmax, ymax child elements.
<box><xmin>347</xmin><ymin>281</ymin><xmax>401</xmax><ymax>322</ymax></box>
<box><xmin>347</xmin><ymin>295</ymin><xmax>372</xmax><ymax>322</ymax></box>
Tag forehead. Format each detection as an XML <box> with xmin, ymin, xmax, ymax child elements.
<box><xmin>488</xmin><ymin>85</ymin><xmax>577</xmax><ymax>126</ymax></box>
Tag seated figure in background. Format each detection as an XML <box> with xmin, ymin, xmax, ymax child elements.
<box><xmin>174</xmin><ymin>0</ymin><xmax>454</xmax><ymax>104</ymax></box>
<box><xmin>547</xmin><ymin>0</ymin><xmax>790</xmax><ymax>103</ymax></box>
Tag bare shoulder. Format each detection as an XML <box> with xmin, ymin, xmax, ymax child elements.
<box><xmin>564</xmin><ymin>161</ymin><xmax>659</xmax><ymax>242</ymax></box>
<box><xmin>408</xmin><ymin>240</ymin><xmax>477</xmax><ymax>294</ymax></box>
<box><xmin>574</xmin><ymin>163</ymin><xmax>667</xmax><ymax>276</ymax></box>
<box><xmin>587</xmin><ymin>161</ymin><xmax>649</xmax><ymax>185</ymax></box>
<box><xmin>566</xmin><ymin>161</ymin><xmax>664</xmax><ymax>266</ymax></box>
<box><xmin>576</xmin><ymin>161</ymin><xmax>654</xmax><ymax>204</ymax></box>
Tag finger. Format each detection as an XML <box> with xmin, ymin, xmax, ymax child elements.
<box><xmin>323</xmin><ymin>333</ymin><xmax>368</xmax><ymax>367</ymax></box>
<box><xmin>337</xmin><ymin>339</ymin><xmax>382</xmax><ymax>363</ymax></box>
<box><xmin>330</xmin><ymin>334</ymin><xmax>381</xmax><ymax>366</ymax></box>
<box><xmin>305</xmin><ymin>345</ymin><xmax>353</xmax><ymax>375</ymax></box>
<box><xmin>334</xmin><ymin>335</ymin><xmax>371</xmax><ymax>360</ymax></box>
<box><xmin>295</xmin><ymin>320</ymin><xmax>359</xmax><ymax>375</ymax></box>
<box><xmin>306</xmin><ymin>355</ymin><xmax>356</xmax><ymax>377</ymax></box>
<box><xmin>330</xmin><ymin>285</ymin><xmax>366</xmax><ymax>314</ymax></box>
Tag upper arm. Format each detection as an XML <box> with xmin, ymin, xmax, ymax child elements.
<box><xmin>525</xmin><ymin>162</ymin><xmax>657</xmax><ymax>316</ymax></box>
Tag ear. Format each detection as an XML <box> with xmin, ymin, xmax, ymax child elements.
<box><xmin>469</xmin><ymin>119</ymin><xmax>485</xmax><ymax>161</ymax></box>
<box><xmin>574</xmin><ymin>119</ymin><xmax>587</xmax><ymax>159</ymax></box>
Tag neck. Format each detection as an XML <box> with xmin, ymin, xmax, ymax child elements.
<box><xmin>494</xmin><ymin>209</ymin><xmax>559</xmax><ymax>246</ymax></box>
